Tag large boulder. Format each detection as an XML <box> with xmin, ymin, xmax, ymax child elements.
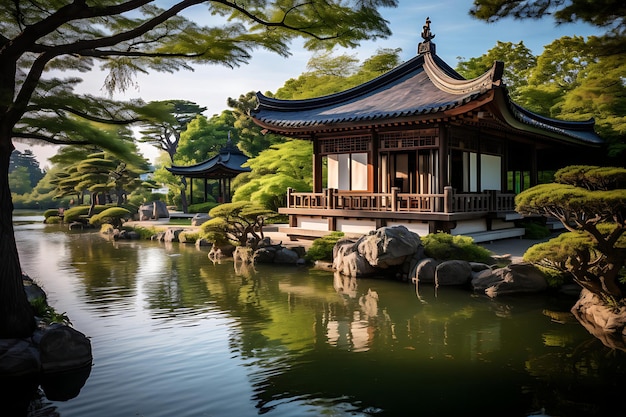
<box><xmin>358</xmin><ymin>225</ymin><xmax>422</xmax><ymax>268</ymax></box>
<box><xmin>273</xmin><ymin>248</ymin><xmax>301</xmax><ymax>265</ymax></box>
<box><xmin>471</xmin><ymin>262</ymin><xmax>547</xmax><ymax>297</ymax></box>
<box><xmin>409</xmin><ymin>258</ymin><xmax>438</xmax><ymax>284</ymax></box>
<box><xmin>435</xmin><ymin>260</ymin><xmax>473</xmax><ymax>286</ymax></box>
<box><xmin>191</xmin><ymin>213</ymin><xmax>210</xmax><ymax>226</ymax></box>
<box><xmin>163</xmin><ymin>228</ymin><xmax>184</xmax><ymax>242</ymax></box>
<box><xmin>571</xmin><ymin>289</ymin><xmax>626</xmax><ymax>351</ymax></box>
<box><xmin>139</xmin><ymin>201</ymin><xmax>169</xmax><ymax>220</ymax></box>
<box><xmin>333</xmin><ymin>226</ymin><xmax>422</xmax><ymax>278</ymax></box>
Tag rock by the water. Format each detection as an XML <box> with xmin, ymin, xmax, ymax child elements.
<box><xmin>435</xmin><ymin>260</ymin><xmax>473</xmax><ymax>286</ymax></box>
<box><xmin>0</xmin><ymin>338</ymin><xmax>40</xmax><ymax>377</ymax></box>
<box><xmin>163</xmin><ymin>228</ymin><xmax>184</xmax><ymax>243</ymax></box>
<box><xmin>571</xmin><ymin>289</ymin><xmax>626</xmax><ymax>351</ymax></box>
<box><xmin>471</xmin><ymin>262</ymin><xmax>547</xmax><ymax>297</ymax></box>
<box><xmin>358</xmin><ymin>225</ymin><xmax>422</xmax><ymax>268</ymax></box>
<box><xmin>36</xmin><ymin>324</ymin><xmax>92</xmax><ymax>373</ymax></box>
<box><xmin>333</xmin><ymin>226</ymin><xmax>422</xmax><ymax>278</ymax></box>
<box><xmin>191</xmin><ymin>213</ymin><xmax>210</xmax><ymax>226</ymax></box>
<box><xmin>273</xmin><ymin>248</ymin><xmax>300</xmax><ymax>264</ymax></box>
<box><xmin>409</xmin><ymin>258</ymin><xmax>438</xmax><ymax>284</ymax></box>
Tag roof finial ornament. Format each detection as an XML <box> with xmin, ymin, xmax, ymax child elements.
<box><xmin>421</xmin><ymin>17</ymin><xmax>435</xmax><ymax>42</ymax></box>
<box><xmin>418</xmin><ymin>17</ymin><xmax>436</xmax><ymax>55</ymax></box>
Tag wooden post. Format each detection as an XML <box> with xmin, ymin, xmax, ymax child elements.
<box><xmin>286</xmin><ymin>187</ymin><xmax>293</xmax><ymax>208</ymax></box>
<box><xmin>444</xmin><ymin>186</ymin><xmax>453</xmax><ymax>213</ymax></box>
<box><xmin>328</xmin><ymin>188</ymin><xmax>335</xmax><ymax>209</ymax></box>
<box><xmin>391</xmin><ymin>187</ymin><xmax>398</xmax><ymax>211</ymax></box>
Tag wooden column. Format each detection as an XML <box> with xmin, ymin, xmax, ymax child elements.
<box><xmin>370</xmin><ymin>129</ymin><xmax>378</xmax><ymax>192</ymax></box>
<box><xmin>438</xmin><ymin>125</ymin><xmax>448</xmax><ymax>193</ymax></box>
<box><xmin>312</xmin><ymin>135</ymin><xmax>323</xmax><ymax>193</ymax></box>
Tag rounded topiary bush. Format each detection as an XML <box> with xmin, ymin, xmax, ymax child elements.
<box><xmin>422</xmin><ymin>232</ymin><xmax>492</xmax><ymax>263</ymax></box>
<box><xmin>305</xmin><ymin>231</ymin><xmax>345</xmax><ymax>262</ymax></box>
<box><xmin>63</xmin><ymin>205</ymin><xmax>108</xmax><ymax>222</ymax></box>
<box><xmin>89</xmin><ymin>207</ymin><xmax>131</xmax><ymax>227</ymax></box>
<box><xmin>43</xmin><ymin>208</ymin><xmax>61</xmax><ymax>219</ymax></box>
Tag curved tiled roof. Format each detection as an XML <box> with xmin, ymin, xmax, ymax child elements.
<box><xmin>251</xmin><ymin>41</ymin><xmax>603</xmax><ymax>147</ymax></box>
<box><xmin>166</xmin><ymin>142</ymin><xmax>250</xmax><ymax>178</ymax></box>
<box><xmin>252</xmin><ymin>53</ymin><xmax>495</xmax><ymax>129</ymax></box>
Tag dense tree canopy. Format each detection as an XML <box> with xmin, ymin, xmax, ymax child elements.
<box><xmin>138</xmin><ymin>100</ymin><xmax>207</xmax><ymax>162</ymax></box>
<box><xmin>274</xmin><ymin>48</ymin><xmax>402</xmax><ymax>99</ymax></box>
<box><xmin>470</xmin><ymin>0</ymin><xmax>626</xmax><ymax>53</ymax></box>
<box><xmin>9</xmin><ymin>149</ymin><xmax>44</xmax><ymax>189</ymax></box>
<box><xmin>227</xmin><ymin>92</ymin><xmax>286</xmax><ymax>157</ymax></box>
<box><xmin>0</xmin><ymin>0</ymin><xmax>397</xmax><ymax>338</ymax></box>
<box><xmin>456</xmin><ymin>41</ymin><xmax>535</xmax><ymax>102</ymax></box>
<box><xmin>232</xmin><ymin>140</ymin><xmax>313</xmax><ymax>211</ymax></box>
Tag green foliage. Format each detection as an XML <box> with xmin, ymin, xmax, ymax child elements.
<box><xmin>10</xmin><ymin>150</ymin><xmax>44</xmax><ymax>188</ymax></box>
<box><xmin>232</xmin><ymin>140</ymin><xmax>313</xmax><ymax>210</ymax></box>
<box><xmin>188</xmin><ymin>201</ymin><xmax>218</xmax><ymax>214</ymax></box>
<box><xmin>44</xmin><ymin>216</ymin><xmax>62</xmax><ymax>225</ymax></box>
<box><xmin>30</xmin><ymin>297</ymin><xmax>71</xmax><ymax>326</ymax></box>
<box><xmin>521</xmin><ymin>221</ymin><xmax>551</xmax><ymax>239</ymax></box>
<box><xmin>201</xmin><ymin>201</ymin><xmax>276</xmax><ymax>247</ymax></box>
<box><xmin>89</xmin><ymin>207</ymin><xmax>132</xmax><ymax>227</ymax></box>
<box><xmin>227</xmin><ymin>92</ymin><xmax>287</xmax><ymax>157</ymax></box>
<box><xmin>179</xmin><ymin>230</ymin><xmax>200</xmax><ymax>244</ymax></box>
<box><xmin>275</xmin><ymin>48</ymin><xmax>402</xmax><ymax>100</ymax></box>
<box><xmin>9</xmin><ymin>166</ymin><xmax>33</xmax><ymax>194</ymax></box>
<box><xmin>174</xmin><ymin>113</ymin><xmax>235</xmax><ymax>165</ymax></box>
<box><xmin>516</xmin><ymin>165</ymin><xmax>626</xmax><ymax>304</ymax></box>
<box><xmin>456</xmin><ymin>41</ymin><xmax>535</xmax><ymax>101</ymax></box>
<box><xmin>138</xmin><ymin>100</ymin><xmax>206</xmax><ymax>161</ymax></box>
<box><xmin>305</xmin><ymin>232</ymin><xmax>345</xmax><ymax>262</ymax></box>
<box><xmin>124</xmin><ymin>225</ymin><xmax>159</xmax><ymax>240</ymax></box>
<box><xmin>422</xmin><ymin>233</ymin><xmax>493</xmax><ymax>263</ymax></box>
<box><xmin>63</xmin><ymin>205</ymin><xmax>107</xmax><ymax>222</ymax></box>
<box><xmin>43</xmin><ymin>209</ymin><xmax>60</xmax><ymax>219</ymax></box>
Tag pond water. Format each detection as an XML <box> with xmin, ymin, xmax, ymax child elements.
<box><xmin>12</xmin><ymin>216</ymin><xmax>626</xmax><ymax>417</ymax></box>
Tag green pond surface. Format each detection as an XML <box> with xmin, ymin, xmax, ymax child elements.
<box><xmin>12</xmin><ymin>217</ymin><xmax>626</xmax><ymax>417</ymax></box>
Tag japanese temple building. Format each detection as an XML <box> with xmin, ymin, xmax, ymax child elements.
<box><xmin>250</xmin><ymin>18</ymin><xmax>604</xmax><ymax>242</ymax></box>
<box><xmin>167</xmin><ymin>138</ymin><xmax>250</xmax><ymax>205</ymax></box>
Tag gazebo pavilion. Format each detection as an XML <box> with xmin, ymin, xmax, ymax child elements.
<box><xmin>166</xmin><ymin>139</ymin><xmax>250</xmax><ymax>209</ymax></box>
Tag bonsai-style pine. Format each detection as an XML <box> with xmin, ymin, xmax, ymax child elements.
<box><xmin>516</xmin><ymin>165</ymin><xmax>626</xmax><ymax>306</ymax></box>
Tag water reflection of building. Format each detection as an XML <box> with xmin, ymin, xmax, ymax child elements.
<box><xmin>325</xmin><ymin>280</ymin><xmax>379</xmax><ymax>352</ymax></box>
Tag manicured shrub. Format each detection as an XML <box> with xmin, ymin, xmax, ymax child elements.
<box><xmin>63</xmin><ymin>205</ymin><xmax>107</xmax><ymax>222</ymax></box>
<box><xmin>89</xmin><ymin>207</ymin><xmax>131</xmax><ymax>227</ymax></box>
<box><xmin>188</xmin><ymin>201</ymin><xmax>218</xmax><ymax>214</ymax></box>
<box><xmin>179</xmin><ymin>230</ymin><xmax>200</xmax><ymax>244</ymax></box>
<box><xmin>43</xmin><ymin>208</ymin><xmax>60</xmax><ymax>219</ymax></box>
<box><xmin>305</xmin><ymin>231</ymin><xmax>345</xmax><ymax>262</ymax></box>
<box><xmin>422</xmin><ymin>232</ymin><xmax>492</xmax><ymax>263</ymax></box>
<box><xmin>44</xmin><ymin>216</ymin><xmax>62</xmax><ymax>224</ymax></box>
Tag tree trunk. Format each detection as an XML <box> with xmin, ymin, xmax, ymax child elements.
<box><xmin>0</xmin><ymin>137</ymin><xmax>36</xmax><ymax>338</ymax></box>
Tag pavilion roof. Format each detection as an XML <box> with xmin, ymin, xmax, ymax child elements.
<box><xmin>166</xmin><ymin>140</ymin><xmax>251</xmax><ymax>179</ymax></box>
<box><xmin>251</xmin><ymin>20</ymin><xmax>603</xmax><ymax>147</ymax></box>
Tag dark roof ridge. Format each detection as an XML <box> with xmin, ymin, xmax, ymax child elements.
<box><xmin>510</xmin><ymin>101</ymin><xmax>596</xmax><ymax>130</ymax></box>
<box><xmin>255</xmin><ymin>54</ymin><xmax>428</xmax><ymax>112</ymax></box>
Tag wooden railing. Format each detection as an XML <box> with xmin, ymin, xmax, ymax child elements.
<box><xmin>286</xmin><ymin>187</ymin><xmax>516</xmax><ymax>214</ymax></box>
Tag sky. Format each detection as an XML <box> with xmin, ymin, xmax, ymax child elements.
<box><xmin>14</xmin><ymin>0</ymin><xmax>606</xmax><ymax>168</ymax></box>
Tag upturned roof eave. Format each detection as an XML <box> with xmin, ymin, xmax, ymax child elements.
<box><xmin>489</xmin><ymin>89</ymin><xmax>604</xmax><ymax>146</ymax></box>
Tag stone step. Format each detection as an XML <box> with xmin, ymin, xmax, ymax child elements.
<box><xmin>465</xmin><ymin>227</ymin><xmax>526</xmax><ymax>243</ymax></box>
